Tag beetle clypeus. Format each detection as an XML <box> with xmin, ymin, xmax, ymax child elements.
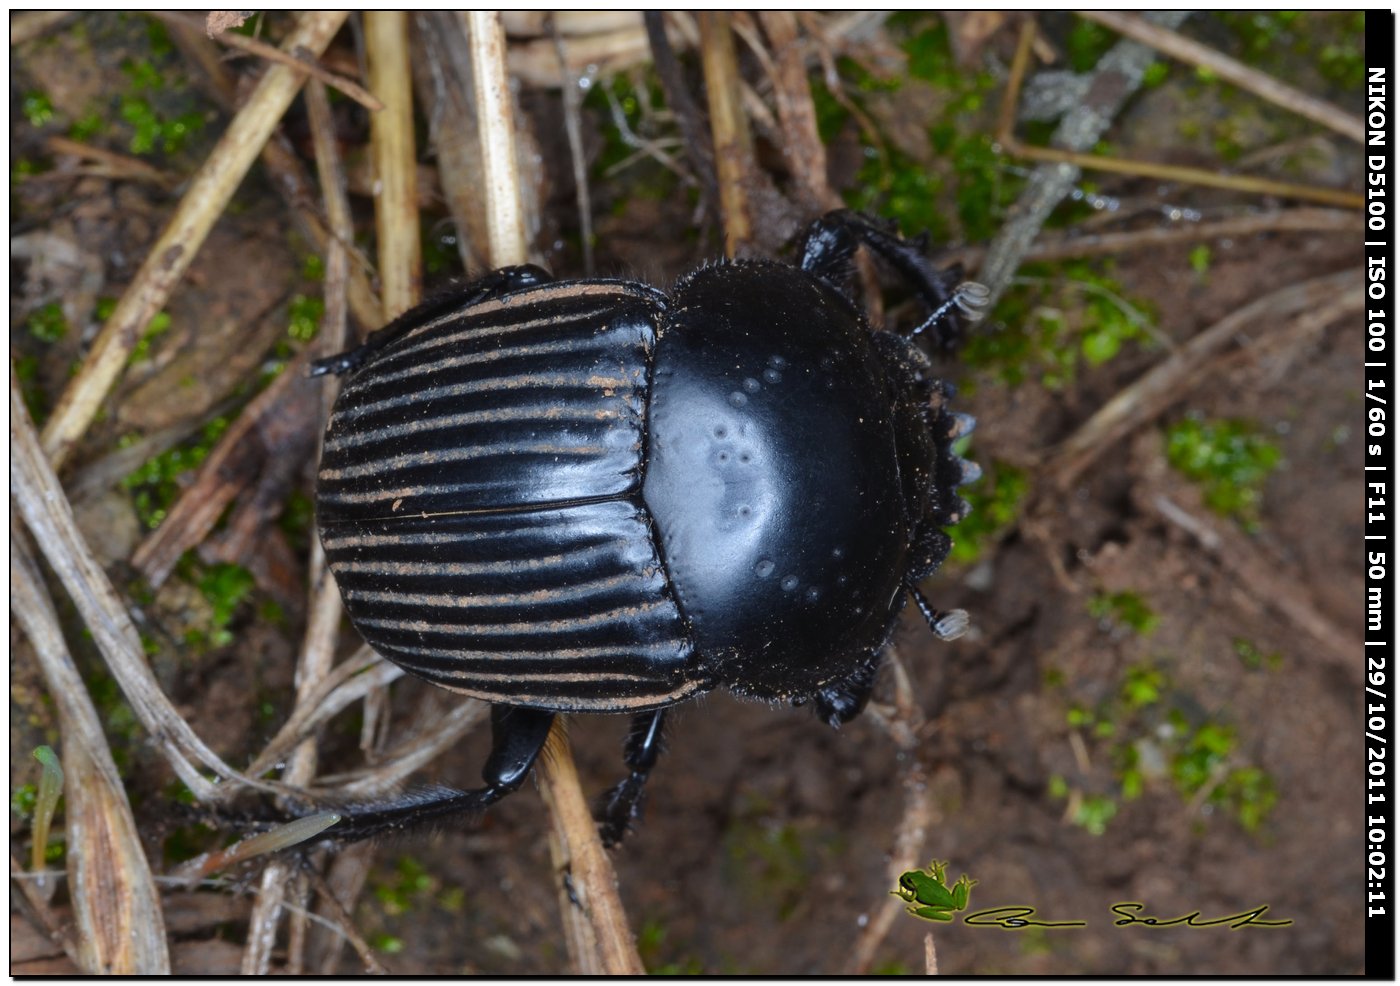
<box><xmin>308</xmin><ymin>210</ymin><xmax>984</xmax><ymax>846</ymax></box>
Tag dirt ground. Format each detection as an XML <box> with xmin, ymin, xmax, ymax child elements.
<box><xmin>10</xmin><ymin>12</ymin><xmax>1368</xmax><ymax>975</ymax></box>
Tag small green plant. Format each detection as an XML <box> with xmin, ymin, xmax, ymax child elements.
<box><xmin>26</xmin><ymin>302</ymin><xmax>68</xmax><ymax>343</ymax></box>
<box><xmin>121</xmin><ymin>414</ymin><xmax>232</xmax><ymax>529</ymax></box>
<box><xmin>1164</xmin><ymin>416</ymin><xmax>1282</xmax><ymax>528</ymax></box>
<box><xmin>194</xmin><ymin>563</ymin><xmax>256</xmax><ymax>647</ymax></box>
<box><xmin>22</xmin><ymin>90</ymin><xmax>55</xmax><ymax>128</ymax></box>
<box><xmin>963</xmin><ymin>262</ymin><xmax>1155</xmax><ymax>389</ymax></box>
<box><xmin>1188</xmin><ymin>244</ymin><xmax>1212</xmax><ymax>278</ymax></box>
<box><xmin>1088</xmin><ymin>591</ymin><xmax>1160</xmax><ymax>636</ymax></box>
<box><xmin>1056</xmin><ymin>662</ymin><xmax>1277</xmax><ymax>836</ymax></box>
<box><xmin>286</xmin><ymin>294</ymin><xmax>324</xmax><ymax>344</ymax></box>
<box><xmin>125</xmin><ymin>308</ymin><xmax>173</xmax><ymax>364</ymax></box>
<box><xmin>1233</xmin><ymin>637</ymin><xmax>1283</xmax><ymax>671</ymax></box>
<box><xmin>1071</xmin><ymin>794</ymin><xmax>1118</xmax><ymax>836</ymax></box>
<box><xmin>373</xmin><ymin>855</ymin><xmax>438</xmax><ymax>916</ymax></box>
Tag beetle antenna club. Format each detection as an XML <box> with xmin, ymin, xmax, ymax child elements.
<box><xmin>276</xmin><ymin>210</ymin><xmax>981</xmax><ymax>850</ymax></box>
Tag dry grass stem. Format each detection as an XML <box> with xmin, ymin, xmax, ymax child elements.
<box><xmin>536</xmin><ymin>725</ymin><xmax>647</xmax><ymax>974</ymax></box>
<box><xmin>10</xmin><ymin>11</ymin><xmax>76</xmax><ymax>45</ymax></box>
<box><xmin>466</xmin><ymin>10</ymin><xmax>531</xmax><ymax>267</ymax></box>
<box><xmin>756</xmin><ymin>12</ymin><xmax>841</xmax><ymax>212</ymax></box>
<box><xmin>366</xmin><ymin>11</ymin><xmax>422</xmax><ymax>319</ymax></box>
<box><xmin>240</xmin><ymin>73</ymin><xmax>358</xmax><ymax>975</ymax></box>
<box><xmin>11</xmin><ymin>372</ymin><xmax>248</xmax><ymax>799</ymax></box>
<box><xmin>996</xmin><ymin>20</ymin><xmax>1362</xmax><ymax>212</ymax></box>
<box><xmin>11</xmin><ymin>536</ymin><xmax>171</xmax><ymax>974</ymax></box>
<box><xmin>1007</xmin><ymin>141</ymin><xmax>1362</xmax><ymax>210</ymax></box>
<box><xmin>305</xmin><ymin>866</ymin><xmax>388</xmax><ymax>974</ymax></box>
<box><xmin>43</xmin><ymin>135</ymin><xmax>177</xmax><ymax>189</ymax></box>
<box><xmin>130</xmin><ymin>351</ymin><xmax>312</xmax><ymax>586</ymax></box>
<box><xmin>310</xmin><ymin>699</ymin><xmax>489</xmax><ymax>798</ymax></box>
<box><xmin>946</xmin><ymin>208</ymin><xmax>1360</xmax><ymax>271</ymax></box>
<box><xmin>39</xmin><ymin>10</ymin><xmax>348</xmax><ymax>470</ymax></box>
<box><xmin>163</xmin><ymin>17</ymin><xmax>385</xmax><ymax>332</ymax></box>
<box><xmin>411</xmin><ymin>12</ymin><xmax>488</xmax><ymax>273</ymax></box>
<box><xmin>1078</xmin><ymin>10</ymin><xmax>1365</xmax><ymax>144</ymax></box>
<box><xmin>699</xmin><ymin>12</ymin><xmax>754</xmax><ymax>256</ymax></box>
<box><xmin>1050</xmin><ymin>268</ymin><xmax>1362</xmax><ymax>485</ymax></box>
<box><xmin>847</xmin><ymin>650</ymin><xmax>934</xmax><ymax>974</ymax></box>
<box><xmin>151</xmin><ymin>11</ymin><xmax>383</xmax><ymax>111</ymax></box>
<box><xmin>925</xmin><ymin>933</ymin><xmax>939</xmax><ymax>975</ymax></box>
<box><xmin>464</xmin><ymin>10</ymin><xmax>642</xmax><ymax>971</ymax></box>
<box><xmin>10</xmin><ymin>851</ymin><xmax>82</xmax><ymax>970</ymax></box>
<box><xmin>551</xmin><ymin>16</ymin><xmax>596</xmax><ymax>275</ymax></box>
<box><xmin>509</xmin><ymin>26</ymin><xmax>657</xmax><ymax>88</ymax></box>
<box><xmin>245</xmin><ymin>647</ymin><xmax>402</xmax><ymax>779</ymax></box>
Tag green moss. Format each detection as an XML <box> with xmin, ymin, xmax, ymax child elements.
<box><xmin>126</xmin><ymin>309</ymin><xmax>173</xmax><ymax>364</ymax></box>
<box><xmin>945</xmin><ymin>460</ymin><xmax>1027</xmax><ymax>565</ymax></box>
<box><xmin>812</xmin><ymin>20</ymin><xmax>1014</xmax><ymax>245</ymax></box>
<box><xmin>1188</xmin><ymin>244</ymin><xmax>1212</xmax><ymax>277</ymax></box>
<box><xmin>22</xmin><ymin>90</ymin><xmax>55</xmax><ymax>128</ymax></box>
<box><xmin>1066</xmin><ymin>19</ymin><xmax>1117</xmax><ymax>72</ymax></box>
<box><xmin>1164</xmin><ymin>417</ymin><xmax>1282</xmax><ymax>529</ymax></box>
<box><xmin>121</xmin><ymin>414</ymin><xmax>232</xmax><ymax>529</ymax></box>
<box><xmin>67</xmin><ymin>110</ymin><xmax>105</xmax><ymax>141</ymax></box>
<box><xmin>1232</xmin><ymin>637</ymin><xmax>1283</xmax><ymax>672</ymax></box>
<box><xmin>636</xmin><ymin>920</ymin><xmax>705</xmax><ymax>975</ymax></box>
<box><xmin>1056</xmin><ymin>662</ymin><xmax>1277</xmax><ymax>835</ymax></box>
<box><xmin>1072</xmin><ymin>794</ymin><xmax>1118</xmax><ymax>836</ymax></box>
<box><xmin>1088</xmin><ymin>592</ymin><xmax>1160</xmax><ymax>636</ymax></box>
<box><xmin>195</xmin><ymin>563</ymin><xmax>256</xmax><ymax>647</ymax></box>
<box><xmin>11</xmin><ymin>784</ymin><xmax>39</xmax><ymax>819</ymax></box>
<box><xmin>287</xmin><ymin>294</ymin><xmax>324</xmax><ymax>343</ymax></box>
<box><xmin>963</xmin><ymin>262</ymin><xmax>1154</xmax><ymax>389</ymax></box>
<box><xmin>26</xmin><ymin>302</ymin><xmax>68</xmax><ymax>343</ymax></box>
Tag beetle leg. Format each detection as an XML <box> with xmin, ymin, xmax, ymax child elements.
<box><xmin>309</xmin><ymin>705</ymin><xmax>554</xmax><ymax>844</ymax></box>
<box><xmin>798</xmin><ymin>210</ymin><xmax>977</xmax><ymax>348</ymax></box>
<box><xmin>309</xmin><ymin>264</ymin><xmax>554</xmax><ymax>377</ymax></box>
<box><xmin>907</xmin><ymin>582</ymin><xmax>970</xmax><ymax>642</ymax></box>
<box><xmin>814</xmin><ymin>653</ymin><xmax>881</xmax><ymax>727</ymax></box>
<box><xmin>596</xmin><ymin>708</ymin><xmax>668</xmax><ymax>848</ymax></box>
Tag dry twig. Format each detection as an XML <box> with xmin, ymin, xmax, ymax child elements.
<box><xmin>12</xmin><ymin>538</ymin><xmax>169</xmax><ymax>974</ymax></box>
<box><xmin>464</xmin><ymin>10</ymin><xmax>643</xmax><ymax>973</ymax></box>
<box><xmin>945</xmin><ymin>208</ymin><xmax>1360</xmax><ymax>271</ymax></box>
<box><xmin>366</xmin><ymin>11</ymin><xmax>422</xmax><ymax>319</ymax></box>
<box><xmin>1077</xmin><ymin>11</ymin><xmax>1365</xmax><ymax>144</ymax></box>
<box><xmin>151</xmin><ymin>11</ymin><xmax>383</xmax><ymax>111</ymax></box>
<box><xmin>39</xmin><ymin>10</ymin><xmax>349</xmax><ymax>470</ymax></box>
<box><xmin>699</xmin><ymin>12</ymin><xmax>754</xmax><ymax>256</ymax></box>
<box><xmin>536</xmin><ymin>727</ymin><xmax>648</xmax><ymax>975</ymax></box>
<box><xmin>12</xmin><ymin>373</ymin><xmax>250</xmax><ymax>799</ymax></box>
<box><xmin>996</xmin><ymin>19</ymin><xmax>1362</xmax><ymax>213</ymax></box>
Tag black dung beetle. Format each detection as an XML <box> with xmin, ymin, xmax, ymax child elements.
<box><xmin>308</xmin><ymin>210</ymin><xmax>985</xmax><ymax>846</ymax></box>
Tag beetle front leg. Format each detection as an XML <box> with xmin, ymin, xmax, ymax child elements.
<box><xmin>596</xmin><ymin>708</ymin><xmax>668</xmax><ymax>848</ymax></box>
<box><xmin>311</xmin><ymin>705</ymin><xmax>555</xmax><ymax>844</ymax></box>
<box><xmin>798</xmin><ymin>210</ymin><xmax>984</xmax><ymax>348</ymax></box>
<box><xmin>309</xmin><ymin>264</ymin><xmax>554</xmax><ymax>378</ymax></box>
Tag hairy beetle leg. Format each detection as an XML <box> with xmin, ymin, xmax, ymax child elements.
<box><xmin>309</xmin><ymin>264</ymin><xmax>554</xmax><ymax>378</ymax></box>
<box><xmin>797</xmin><ymin>209</ymin><xmax>970</xmax><ymax>348</ymax></box>
<box><xmin>596</xmin><ymin>708</ymin><xmax>668</xmax><ymax>848</ymax></box>
<box><xmin>311</xmin><ymin>706</ymin><xmax>555</xmax><ymax>844</ymax></box>
<box><xmin>814</xmin><ymin>654</ymin><xmax>882</xmax><ymax>727</ymax></box>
